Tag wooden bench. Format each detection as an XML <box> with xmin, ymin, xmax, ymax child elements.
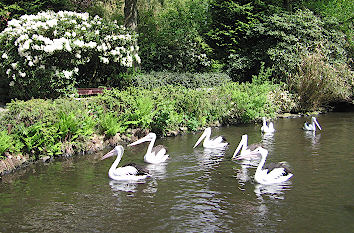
<box><xmin>77</xmin><ymin>88</ymin><xmax>111</xmax><ymax>96</ymax></box>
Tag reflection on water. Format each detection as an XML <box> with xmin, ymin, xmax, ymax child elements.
<box><xmin>109</xmin><ymin>180</ymin><xmax>142</xmax><ymax>193</ymax></box>
<box><xmin>254</xmin><ymin>182</ymin><xmax>292</xmax><ymax>200</ymax></box>
<box><xmin>261</xmin><ymin>132</ymin><xmax>275</xmax><ymax>152</ymax></box>
<box><xmin>146</xmin><ymin>163</ymin><xmax>167</xmax><ymax>179</ymax></box>
<box><xmin>304</xmin><ymin>130</ymin><xmax>322</xmax><ymax>150</ymax></box>
<box><xmin>0</xmin><ymin>113</ymin><xmax>354</xmax><ymax>233</ymax></box>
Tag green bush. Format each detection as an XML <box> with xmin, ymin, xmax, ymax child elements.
<box><xmin>0</xmin><ymin>10</ymin><xmax>140</xmax><ymax>100</ymax></box>
<box><xmin>287</xmin><ymin>49</ymin><xmax>353</xmax><ymax>111</ymax></box>
<box><xmin>0</xmin><ymin>130</ymin><xmax>12</xmax><ymax>158</ymax></box>
<box><xmin>250</xmin><ymin>9</ymin><xmax>349</xmax><ymax>81</ymax></box>
<box><xmin>131</xmin><ymin>72</ymin><xmax>231</xmax><ymax>89</ymax></box>
<box><xmin>98</xmin><ymin>113</ymin><xmax>127</xmax><ymax>138</ymax></box>
<box><xmin>138</xmin><ymin>0</ymin><xmax>211</xmax><ymax>72</ymax></box>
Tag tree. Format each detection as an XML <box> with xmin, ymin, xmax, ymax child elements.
<box><xmin>124</xmin><ymin>0</ymin><xmax>138</xmax><ymax>31</ymax></box>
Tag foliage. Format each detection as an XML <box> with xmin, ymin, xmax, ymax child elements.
<box><xmin>0</xmin><ymin>80</ymin><xmax>284</xmax><ymax>160</ymax></box>
<box><xmin>131</xmin><ymin>72</ymin><xmax>231</xmax><ymax>89</ymax></box>
<box><xmin>305</xmin><ymin>0</ymin><xmax>353</xmax><ymax>55</ymax></box>
<box><xmin>254</xmin><ymin>9</ymin><xmax>349</xmax><ymax>80</ymax></box>
<box><xmin>0</xmin><ymin>10</ymin><xmax>140</xmax><ymax>100</ymax></box>
<box><xmin>0</xmin><ymin>130</ymin><xmax>12</xmax><ymax>158</ymax></box>
<box><xmin>138</xmin><ymin>0</ymin><xmax>211</xmax><ymax>72</ymax></box>
<box><xmin>98</xmin><ymin>112</ymin><xmax>127</xmax><ymax>138</ymax></box>
<box><xmin>207</xmin><ymin>0</ymin><xmax>264</xmax><ymax>60</ymax></box>
<box><xmin>287</xmin><ymin>49</ymin><xmax>353</xmax><ymax>111</ymax></box>
<box><xmin>0</xmin><ymin>0</ymin><xmax>77</xmax><ymax>32</ymax></box>
<box><xmin>218</xmin><ymin>82</ymin><xmax>277</xmax><ymax>124</ymax></box>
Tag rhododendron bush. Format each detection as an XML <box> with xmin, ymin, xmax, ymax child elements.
<box><xmin>0</xmin><ymin>11</ymin><xmax>140</xmax><ymax>99</ymax></box>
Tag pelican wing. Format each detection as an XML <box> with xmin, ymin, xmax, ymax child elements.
<box><xmin>114</xmin><ymin>166</ymin><xmax>139</xmax><ymax>176</ymax></box>
<box><xmin>212</xmin><ymin>136</ymin><xmax>226</xmax><ymax>144</ymax></box>
<box><xmin>152</xmin><ymin>145</ymin><xmax>167</xmax><ymax>156</ymax></box>
<box><xmin>123</xmin><ymin>163</ymin><xmax>150</xmax><ymax>176</ymax></box>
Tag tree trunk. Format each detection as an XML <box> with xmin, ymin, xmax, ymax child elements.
<box><xmin>124</xmin><ymin>0</ymin><xmax>138</xmax><ymax>31</ymax></box>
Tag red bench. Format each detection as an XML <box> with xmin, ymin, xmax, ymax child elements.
<box><xmin>77</xmin><ymin>88</ymin><xmax>111</xmax><ymax>96</ymax></box>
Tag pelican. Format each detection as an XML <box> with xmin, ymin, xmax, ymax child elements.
<box><xmin>101</xmin><ymin>145</ymin><xmax>150</xmax><ymax>181</ymax></box>
<box><xmin>303</xmin><ymin>116</ymin><xmax>322</xmax><ymax>131</ymax></box>
<box><xmin>128</xmin><ymin>132</ymin><xmax>169</xmax><ymax>164</ymax></box>
<box><xmin>193</xmin><ymin>127</ymin><xmax>228</xmax><ymax>149</ymax></box>
<box><xmin>232</xmin><ymin>134</ymin><xmax>262</xmax><ymax>160</ymax></box>
<box><xmin>252</xmin><ymin>147</ymin><xmax>293</xmax><ymax>185</ymax></box>
<box><xmin>261</xmin><ymin>117</ymin><xmax>275</xmax><ymax>133</ymax></box>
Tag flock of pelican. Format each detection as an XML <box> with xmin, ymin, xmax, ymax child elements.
<box><xmin>101</xmin><ymin>116</ymin><xmax>322</xmax><ymax>185</ymax></box>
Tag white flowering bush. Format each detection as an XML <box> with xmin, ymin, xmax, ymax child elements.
<box><xmin>0</xmin><ymin>10</ymin><xmax>140</xmax><ymax>99</ymax></box>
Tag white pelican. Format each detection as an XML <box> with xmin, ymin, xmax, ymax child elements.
<box><xmin>232</xmin><ymin>134</ymin><xmax>262</xmax><ymax>160</ymax></box>
<box><xmin>128</xmin><ymin>132</ymin><xmax>169</xmax><ymax>164</ymax></box>
<box><xmin>101</xmin><ymin>145</ymin><xmax>150</xmax><ymax>181</ymax></box>
<box><xmin>193</xmin><ymin>127</ymin><xmax>228</xmax><ymax>149</ymax></box>
<box><xmin>303</xmin><ymin>116</ymin><xmax>322</xmax><ymax>131</ymax></box>
<box><xmin>261</xmin><ymin>117</ymin><xmax>275</xmax><ymax>133</ymax></box>
<box><xmin>252</xmin><ymin>147</ymin><xmax>293</xmax><ymax>185</ymax></box>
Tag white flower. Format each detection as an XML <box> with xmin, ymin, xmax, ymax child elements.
<box><xmin>100</xmin><ymin>57</ymin><xmax>109</xmax><ymax>64</ymax></box>
<box><xmin>87</xmin><ymin>41</ymin><xmax>97</xmax><ymax>48</ymax></box>
<box><xmin>63</xmin><ymin>70</ymin><xmax>73</xmax><ymax>79</ymax></box>
<box><xmin>11</xmin><ymin>63</ymin><xmax>18</xmax><ymax>69</ymax></box>
<box><xmin>64</xmin><ymin>41</ymin><xmax>72</xmax><ymax>52</ymax></box>
<box><xmin>75</xmin><ymin>53</ymin><xmax>81</xmax><ymax>59</ymax></box>
<box><xmin>1</xmin><ymin>53</ymin><xmax>8</xmax><ymax>59</ymax></box>
<box><xmin>73</xmin><ymin>40</ymin><xmax>85</xmax><ymax>47</ymax></box>
<box><xmin>47</xmin><ymin>19</ymin><xmax>58</xmax><ymax>27</ymax></box>
<box><xmin>19</xmin><ymin>71</ymin><xmax>26</xmax><ymax>77</ymax></box>
<box><xmin>134</xmin><ymin>53</ymin><xmax>141</xmax><ymax>64</ymax></box>
<box><xmin>9</xmin><ymin>81</ymin><xmax>15</xmax><ymax>87</ymax></box>
<box><xmin>28</xmin><ymin>61</ymin><xmax>34</xmax><ymax>66</ymax></box>
<box><xmin>6</xmin><ymin>69</ymin><xmax>11</xmax><ymax>75</ymax></box>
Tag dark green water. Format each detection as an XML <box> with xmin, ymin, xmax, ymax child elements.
<box><xmin>0</xmin><ymin>113</ymin><xmax>353</xmax><ymax>232</ymax></box>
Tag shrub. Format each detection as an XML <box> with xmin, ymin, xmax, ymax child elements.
<box><xmin>138</xmin><ymin>0</ymin><xmax>211</xmax><ymax>72</ymax></box>
<box><xmin>287</xmin><ymin>49</ymin><xmax>353</xmax><ymax>111</ymax></box>
<box><xmin>219</xmin><ymin>82</ymin><xmax>277</xmax><ymax>124</ymax></box>
<box><xmin>97</xmin><ymin>113</ymin><xmax>127</xmax><ymax>138</ymax></box>
<box><xmin>131</xmin><ymin>72</ymin><xmax>231</xmax><ymax>89</ymax></box>
<box><xmin>0</xmin><ymin>10</ymin><xmax>140</xmax><ymax>100</ymax></box>
<box><xmin>0</xmin><ymin>130</ymin><xmax>12</xmax><ymax>158</ymax></box>
<box><xmin>251</xmin><ymin>9</ymin><xmax>349</xmax><ymax>81</ymax></box>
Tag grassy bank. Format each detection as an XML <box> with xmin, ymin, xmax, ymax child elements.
<box><xmin>0</xmin><ymin>81</ymin><xmax>298</xmax><ymax>174</ymax></box>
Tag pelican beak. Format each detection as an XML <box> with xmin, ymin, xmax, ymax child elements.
<box><xmin>315</xmin><ymin>119</ymin><xmax>322</xmax><ymax>130</ymax></box>
<box><xmin>101</xmin><ymin>149</ymin><xmax>116</xmax><ymax>160</ymax></box>
<box><xmin>128</xmin><ymin>135</ymin><xmax>150</xmax><ymax>147</ymax></box>
<box><xmin>232</xmin><ymin>135</ymin><xmax>246</xmax><ymax>159</ymax></box>
<box><xmin>193</xmin><ymin>131</ymin><xmax>207</xmax><ymax>148</ymax></box>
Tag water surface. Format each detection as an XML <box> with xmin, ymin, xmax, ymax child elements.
<box><xmin>0</xmin><ymin>113</ymin><xmax>353</xmax><ymax>232</ymax></box>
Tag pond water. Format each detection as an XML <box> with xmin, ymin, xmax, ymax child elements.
<box><xmin>0</xmin><ymin>113</ymin><xmax>353</xmax><ymax>232</ymax></box>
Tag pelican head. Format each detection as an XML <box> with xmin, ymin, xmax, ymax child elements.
<box><xmin>128</xmin><ymin>133</ymin><xmax>157</xmax><ymax>146</ymax></box>
<box><xmin>304</xmin><ymin>117</ymin><xmax>322</xmax><ymax>131</ymax></box>
<box><xmin>101</xmin><ymin>145</ymin><xmax>124</xmax><ymax>160</ymax></box>
<box><xmin>232</xmin><ymin>134</ymin><xmax>248</xmax><ymax>159</ymax></box>
<box><xmin>253</xmin><ymin>146</ymin><xmax>268</xmax><ymax>158</ymax></box>
<box><xmin>311</xmin><ymin>117</ymin><xmax>322</xmax><ymax>130</ymax></box>
<box><xmin>193</xmin><ymin>127</ymin><xmax>211</xmax><ymax>148</ymax></box>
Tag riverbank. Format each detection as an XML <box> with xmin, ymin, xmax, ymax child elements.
<box><xmin>0</xmin><ymin>111</ymin><xmax>306</xmax><ymax>177</ymax></box>
<box><xmin>0</xmin><ymin>83</ymin><xmax>351</xmax><ymax>177</ymax></box>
